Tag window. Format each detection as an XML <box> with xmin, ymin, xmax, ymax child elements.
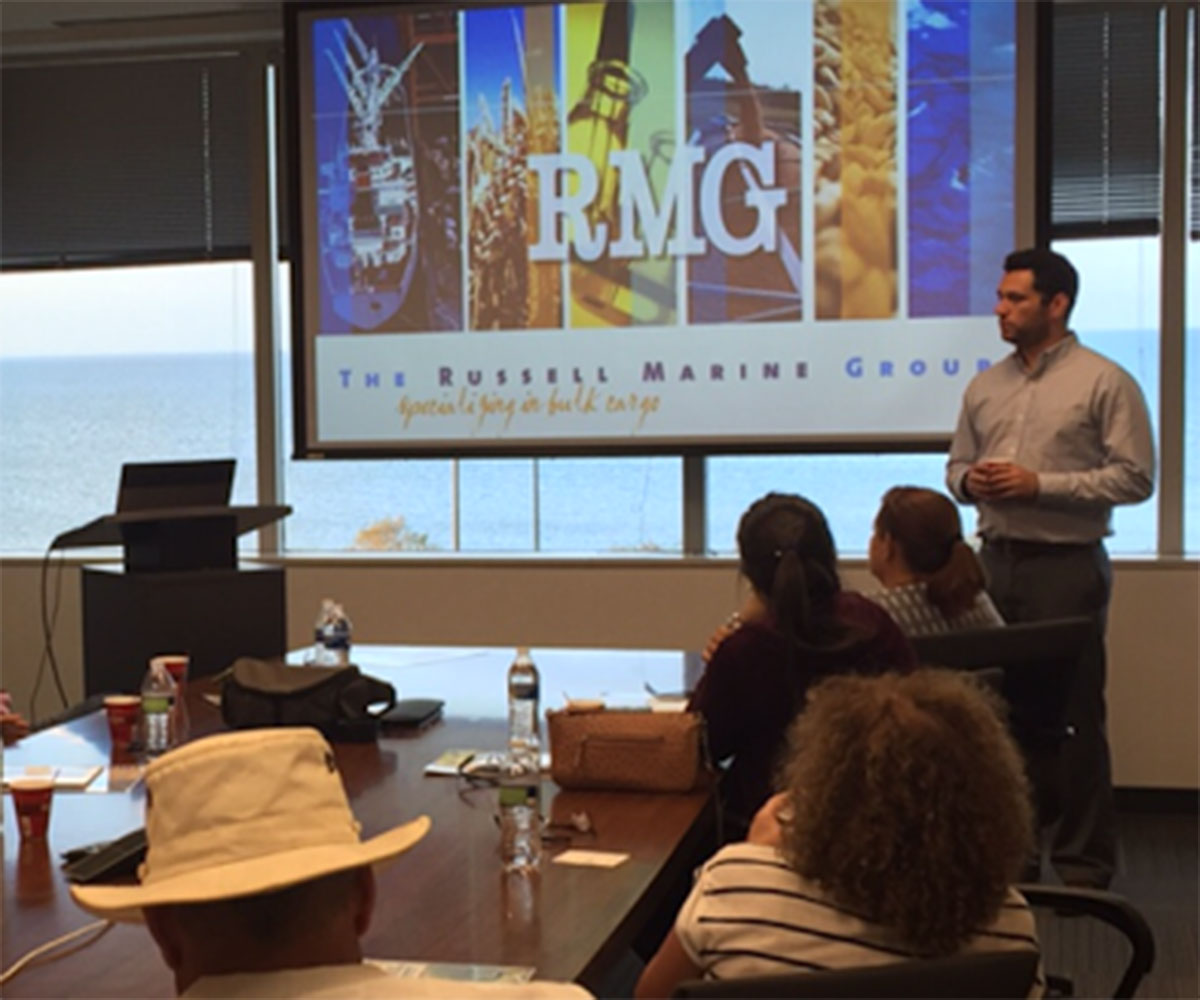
<box><xmin>283</xmin><ymin>453</ymin><xmax>455</xmax><ymax>552</ymax></box>
<box><xmin>1184</xmin><ymin>5</ymin><xmax>1199</xmax><ymax>553</ymax></box>
<box><xmin>278</xmin><ymin>267</ymin><xmax>682</xmax><ymax>554</ymax></box>
<box><xmin>0</xmin><ymin>264</ymin><xmax>256</xmax><ymax>553</ymax></box>
<box><xmin>1</xmin><ymin>8</ymin><xmax>1190</xmax><ymax>563</ymax></box>
<box><xmin>705</xmin><ymin>240</ymin><xmax>1162</xmax><ymax>558</ymax></box>
<box><xmin>706</xmin><ymin>454</ymin><xmax>962</xmax><ymax>557</ymax></box>
<box><xmin>1186</xmin><ymin>240</ymin><xmax>1198</xmax><ymax>554</ymax></box>
<box><xmin>281</xmin><ymin>449</ymin><xmax>682</xmax><ymax>554</ymax></box>
<box><xmin>535</xmin><ymin>457</ymin><xmax>682</xmax><ymax>554</ymax></box>
<box><xmin>1050</xmin><ymin>237</ymin><xmax>1161</xmax><ymax>555</ymax></box>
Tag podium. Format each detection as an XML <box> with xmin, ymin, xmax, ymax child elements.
<box><xmin>56</xmin><ymin>503</ymin><xmax>291</xmax><ymax>695</ymax></box>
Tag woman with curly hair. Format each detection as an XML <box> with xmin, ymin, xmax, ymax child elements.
<box><xmin>867</xmin><ymin>485</ymin><xmax>1004</xmax><ymax>635</ymax></box>
<box><xmin>638</xmin><ymin>669</ymin><xmax>1041</xmax><ymax>997</ymax></box>
<box><xmin>689</xmin><ymin>493</ymin><xmax>915</xmax><ymax>835</ymax></box>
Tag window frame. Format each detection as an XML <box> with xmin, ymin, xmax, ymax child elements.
<box><xmin>0</xmin><ymin>5</ymin><xmax>1191</xmax><ymax>559</ymax></box>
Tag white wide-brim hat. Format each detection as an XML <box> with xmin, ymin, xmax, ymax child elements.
<box><xmin>72</xmin><ymin>727</ymin><xmax>430</xmax><ymax>923</ymax></box>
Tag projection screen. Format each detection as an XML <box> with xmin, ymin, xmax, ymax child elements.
<box><xmin>286</xmin><ymin>0</ymin><xmax>1025</xmax><ymax>457</ymax></box>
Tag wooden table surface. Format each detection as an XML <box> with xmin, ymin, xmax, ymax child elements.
<box><xmin>3</xmin><ymin>646</ymin><xmax>713</xmax><ymax>997</ymax></box>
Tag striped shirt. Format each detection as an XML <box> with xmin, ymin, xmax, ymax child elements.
<box><xmin>866</xmin><ymin>583</ymin><xmax>1005</xmax><ymax>637</ymax></box>
<box><xmin>676</xmin><ymin>843</ymin><xmax>1043</xmax><ymax>996</ymax></box>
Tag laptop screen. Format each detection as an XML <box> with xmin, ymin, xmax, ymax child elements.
<box><xmin>116</xmin><ymin>459</ymin><xmax>235</xmax><ymax>512</ymax></box>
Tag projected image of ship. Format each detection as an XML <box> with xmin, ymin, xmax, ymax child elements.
<box><xmin>318</xmin><ymin>20</ymin><xmax>423</xmax><ymax>330</ymax></box>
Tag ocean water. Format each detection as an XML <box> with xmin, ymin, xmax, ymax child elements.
<box><xmin>0</xmin><ymin>351</ymin><xmax>1185</xmax><ymax>557</ymax></box>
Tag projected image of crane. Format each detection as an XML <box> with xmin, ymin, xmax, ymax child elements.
<box><xmin>465</xmin><ymin>6</ymin><xmax>562</xmax><ymax>330</ymax></box>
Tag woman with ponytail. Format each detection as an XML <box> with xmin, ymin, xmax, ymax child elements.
<box><xmin>867</xmin><ymin>486</ymin><xmax>1004</xmax><ymax>636</ymax></box>
<box><xmin>687</xmin><ymin>493</ymin><xmax>914</xmax><ymax>836</ymax></box>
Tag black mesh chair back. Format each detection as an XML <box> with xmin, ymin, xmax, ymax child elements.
<box><xmin>1018</xmin><ymin>884</ymin><xmax>1156</xmax><ymax>998</ymax></box>
<box><xmin>671</xmin><ymin>949</ymin><xmax>1040</xmax><ymax>998</ymax></box>
<box><xmin>911</xmin><ymin>615</ymin><xmax>1095</xmax><ymax>825</ymax></box>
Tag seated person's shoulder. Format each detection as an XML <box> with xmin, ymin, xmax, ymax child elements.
<box><xmin>696</xmin><ymin>841</ymin><xmax>791</xmax><ymax>886</ymax></box>
<box><xmin>698</xmin><ymin>622</ymin><xmax>790</xmax><ymax>696</ymax></box>
<box><xmin>710</xmin><ymin>620</ymin><xmax>785</xmax><ymax>660</ymax></box>
<box><xmin>836</xmin><ymin>589</ymin><xmax>895</xmax><ymax>621</ymax></box>
<box><xmin>838</xmin><ymin>591</ymin><xmax>915</xmax><ymax>650</ymax></box>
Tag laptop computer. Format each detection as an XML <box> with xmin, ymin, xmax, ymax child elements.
<box><xmin>116</xmin><ymin>459</ymin><xmax>235</xmax><ymax>513</ymax></box>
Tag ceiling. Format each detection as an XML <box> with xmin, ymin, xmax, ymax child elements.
<box><xmin>1</xmin><ymin>1</ymin><xmax>277</xmax><ymax>33</ymax></box>
<box><xmin>0</xmin><ymin>0</ymin><xmax>283</xmax><ymax>53</ymax></box>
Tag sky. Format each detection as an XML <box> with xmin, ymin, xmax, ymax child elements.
<box><xmin>465</xmin><ymin>6</ymin><xmax>528</xmax><ymax>132</ymax></box>
<box><xmin>687</xmin><ymin>0</ymin><xmax>810</xmax><ymax>91</ymax></box>
<box><xmin>0</xmin><ymin>262</ymin><xmax>258</xmax><ymax>357</ymax></box>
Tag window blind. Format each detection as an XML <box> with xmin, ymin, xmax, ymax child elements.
<box><xmin>1</xmin><ymin>54</ymin><xmax>253</xmax><ymax>269</ymax></box>
<box><xmin>1051</xmin><ymin>2</ymin><xmax>1162</xmax><ymax>237</ymax></box>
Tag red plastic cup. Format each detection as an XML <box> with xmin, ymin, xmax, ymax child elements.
<box><xmin>17</xmin><ymin>839</ymin><xmax>54</xmax><ymax>900</ymax></box>
<box><xmin>152</xmin><ymin>654</ymin><xmax>189</xmax><ymax>688</ymax></box>
<box><xmin>10</xmin><ymin>778</ymin><xmax>54</xmax><ymax>840</ymax></box>
<box><xmin>104</xmin><ymin>694</ymin><xmax>142</xmax><ymax>752</ymax></box>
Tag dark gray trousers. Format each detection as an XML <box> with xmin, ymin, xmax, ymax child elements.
<box><xmin>980</xmin><ymin>539</ymin><xmax>1117</xmax><ymax>888</ymax></box>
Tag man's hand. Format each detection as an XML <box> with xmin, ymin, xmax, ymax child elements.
<box><xmin>746</xmin><ymin>792</ymin><xmax>791</xmax><ymax>848</ymax></box>
<box><xmin>968</xmin><ymin>461</ymin><xmax>1039</xmax><ymax>501</ymax></box>
<box><xmin>964</xmin><ymin>464</ymin><xmax>992</xmax><ymax>499</ymax></box>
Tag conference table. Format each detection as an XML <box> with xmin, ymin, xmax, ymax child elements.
<box><xmin>3</xmin><ymin>646</ymin><xmax>713</xmax><ymax>998</ymax></box>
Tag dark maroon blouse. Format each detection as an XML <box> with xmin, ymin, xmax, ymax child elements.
<box><xmin>688</xmin><ymin>591</ymin><xmax>916</xmax><ymax>831</ymax></box>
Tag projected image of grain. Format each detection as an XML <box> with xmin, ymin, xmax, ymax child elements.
<box><xmin>813</xmin><ymin>0</ymin><xmax>897</xmax><ymax>320</ymax></box>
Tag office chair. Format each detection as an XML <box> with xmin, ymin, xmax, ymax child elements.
<box><xmin>1018</xmin><ymin>884</ymin><xmax>1156</xmax><ymax>999</ymax></box>
<box><xmin>911</xmin><ymin>616</ymin><xmax>1094</xmax><ymax>825</ymax></box>
<box><xmin>671</xmin><ymin>949</ymin><xmax>1040</xmax><ymax>998</ymax></box>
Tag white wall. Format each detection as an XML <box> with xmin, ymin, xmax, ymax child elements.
<box><xmin>2</xmin><ymin>556</ymin><xmax>1196</xmax><ymax>788</ymax></box>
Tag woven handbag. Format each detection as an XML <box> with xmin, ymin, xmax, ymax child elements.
<box><xmin>546</xmin><ymin>706</ymin><xmax>709</xmax><ymax>792</ymax></box>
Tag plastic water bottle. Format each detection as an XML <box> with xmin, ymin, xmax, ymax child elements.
<box><xmin>141</xmin><ymin>660</ymin><xmax>177</xmax><ymax>755</ymax></box>
<box><xmin>499</xmin><ymin>773</ymin><xmax>542</xmax><ymax>872</ymax></box>
<box><xmin>501</xmin><ymin>648</ymin><xmax>541</xmax><ymax>871</ymax></box>
<box><xmin>507</xmin><ymin>647</ymin><xmax>540</xmax><ymax>770</ymax></box>
<box><xmin>311</xmin><ymin>599</ymin><xmax>352</xmax><ymax>666</ymax></box>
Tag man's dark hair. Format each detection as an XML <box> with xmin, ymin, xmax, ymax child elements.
<box><xmin>1003</xmin><ymin>247</ymin><xmax>1079</xmax><ymax>319</ymax></box>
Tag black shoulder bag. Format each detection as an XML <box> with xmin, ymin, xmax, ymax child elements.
<box><xmin>221</xmin><ymin>657</ymin><xmax>397</xmax><ymax>743</ymax></box>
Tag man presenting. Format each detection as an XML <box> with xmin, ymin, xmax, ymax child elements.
<box><xmin>947</xmin><ymin>247</ymin><xmax>1155</xmax><ymax>890</ymax></box>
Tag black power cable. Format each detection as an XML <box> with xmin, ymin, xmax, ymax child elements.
<box><xmin>29</xmin><ymin>540</ymin><xmax>70</xmax><ymax>722</ymax></box>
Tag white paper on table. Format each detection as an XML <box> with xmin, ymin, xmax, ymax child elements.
<box><xmin>2</xmin><ymin>764</ymin><xmax>104</xmax><ymax>791</ymax></box>
<box><xmin>551</xmin><ymin>849</ymin><xmax>630</xmax><ymax>868</ymax></box>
